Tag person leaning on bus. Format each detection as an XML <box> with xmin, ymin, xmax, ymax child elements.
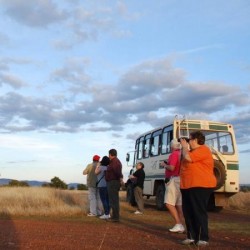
<box><xmin>179</xmin><ymin>131</ymin><xmax>216</xmax><ymax>247</ymax></box>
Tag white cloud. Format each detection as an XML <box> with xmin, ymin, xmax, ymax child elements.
<box><xmin>1</xmin><ymin>0</ymin><xmax>68</xmax><ymax>28</ymax></box>
<box><xmin>0</xmin><ymin>0</ymin><xmax>249</xmax><ymax>183</ymax></box>
<box><xmin>0</xmin><ymin>134</ymin><xmax>60</xmax><ymax>150</ymax></box>
<box><xmin>0</xmin><ymin>72</ymin><xmax>26</xmax><ymax>88</ymax></box>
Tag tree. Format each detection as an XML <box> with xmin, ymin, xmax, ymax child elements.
<box><xmin>8</xmin><ymin>180</ymin><xmax>29</xmax><ymax>187</ymax></box>
<box><xmin>50</xmin><ymin>176</ymin><xmax>68</xmax><ymax>189</ymax></box>
<box><xmin>77</xmin><ymin>184</ymin><xmax>88</xmax><ymax>190</ymax></box>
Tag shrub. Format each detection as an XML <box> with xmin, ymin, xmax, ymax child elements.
<box><xmin>77</xmin><ymin>184</ymin><xmax>88</xmax><ymax>190</ymax></box>
<box><xmin>8</xmin><ymin>180</ymin><xmax>29</xmax><ymax>187</ymax></box>
<box><xmin>50</xmin><ymin>176</ymin><xmax>68</xmax><ymax>189</ymax></box>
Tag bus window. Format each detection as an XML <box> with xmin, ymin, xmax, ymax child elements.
<box><xmin>143</xmin><ymin>134</ymin><xmax>151</xmax><ymax>158</ymax></box>
<box><xmin>161</xmin><ymin>131</ymin><xmax>167</xmax><ymax>154</ymax></box>
<box><xmin>161</xmin><ymin>126</ymin><xmax>173</xmax><ymax>154</ymax></box>
<box><xmin>137</xmin><ymin>136</ymin><xmax>144</xmax><ymax>159</ymax></box>
<box><xmin>202</xmin><ymin>131</ymin><xmax>234</xmax><ymax>154</ymax></box>
<box><xmin>218</xmin><ymin>133</ymin><xmax>233</xmax><ymax>154</ymax></box>
<box><xmin>135</xmin><ymin>139</ymin><xmax>139</xmax><ymax>160</ymax></box>
<box><xmin>150</xmin><ymin>130</ymin><xmax>161</xmax><ymax>156</ymax></box>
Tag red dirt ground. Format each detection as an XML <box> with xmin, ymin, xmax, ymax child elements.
<box><xmin>0</xmin><ymin>198</ymin><xmax>249</xmax><ymax>249</ymax></box>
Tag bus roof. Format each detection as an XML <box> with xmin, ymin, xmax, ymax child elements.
<box><xmin>135</xmin><ymin>119</ymin><xmax>233</xmax><ymax>139</ymax></box>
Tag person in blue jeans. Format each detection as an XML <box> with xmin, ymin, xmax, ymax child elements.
<box><xmin>95</xmin><ymin>156</ymin><xmax>110</xmax><ymax>219</ymax></box>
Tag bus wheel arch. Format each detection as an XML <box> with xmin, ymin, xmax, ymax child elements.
<box><xmin>214</xmin><ymin>160</ymin><xmax>226</xmax><ymax>190</ymax></box>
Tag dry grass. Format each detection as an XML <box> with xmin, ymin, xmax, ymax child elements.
<box><xmin>226</xmin><ymin>191</ymin><xmax>250</xmax><ymax>211</ymax></box>
<box><xmin>0</xmin><ymin>187</ymin><xmax>88</xmax><ymax>217</ymax></box>
<box><xmin>0</xmin><ymin>187</ymin><xmax>248</xmax><ymax>219</ymax></box>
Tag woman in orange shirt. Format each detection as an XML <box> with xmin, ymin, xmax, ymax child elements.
<box><xmin>180</xmin><ymin>131</ymin><xmax>216</xmax><ymax>247</ymax></box>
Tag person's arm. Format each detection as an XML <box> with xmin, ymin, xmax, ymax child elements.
<box><xmin>95</xmin><ymin>164</ymin><xmax>101</xmax><ymax>175</ymax></box>
<box><xmin>111</xmin><ymin>159</ymin><xmax>123</xmax><ymax>179</ymax></box>
<box><xmin>164</xmin><ymin>163</ymin><xmax>175</xmax><ymax>171</ymax></box>
<box><xmin>129</xmin><ymin>174</ymin><xmax>137</xmax><ymax>180</ymax></box>
<box><xmin>83</xmin><ymin>164</ymin><xmax>90</xmax><ymax>175</ymax></box>
<box><xmin>180</xmin><ymin>139</ymin><xmax>192</xmax><ymax>162</ymax></box>
<box><xmin>161</xmin><ymin>152</ymin><xmax>178</xmax><ymax>171</ymax></box>
<box><xmin>120</xmin><ymin>177</ymin><xmax>124</xmax><ymax>186</ymax></box>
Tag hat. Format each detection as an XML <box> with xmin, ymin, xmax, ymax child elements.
<box><xmin>100</xmin><ymin>156</ymin><xmax>110</xmax><ymax>166</ymax></box>
<box><xmin>93</xmin><ymin>155</ymin><xmax>100</xmax><ymax>161</ymax></box>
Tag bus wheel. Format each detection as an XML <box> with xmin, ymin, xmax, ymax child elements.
<box><xmin>155</xmin><ymin>184</ymin><xmax>165</xmax><ymax>210</ymax></box>
<box><xmin>214</xmin><ymin>160</ymin><xmax>226</xmax><ymax>190</ymax></box>
<box><xmin>126</xmin><ymin>183</ymin><xmax>136</xmax><ymax>206</ymax></box>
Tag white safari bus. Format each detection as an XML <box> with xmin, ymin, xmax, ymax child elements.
<box><xmin>126</xmin><ymin>116</ymin><xmax>239</xmax><ymax>210</ymax></box>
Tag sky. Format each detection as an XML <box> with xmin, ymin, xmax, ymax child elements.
<box><xmin>0</xmin><ymin>0</ymin><xmax>249</xmax><ymax>185</ymax></box>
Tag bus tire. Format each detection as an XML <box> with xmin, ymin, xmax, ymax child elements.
<box><xmin>126</xmin><ymin>183</ymin><xmax>136</xmax><ymax>206</ymax></box>
<box><xmin>155</xmin><ymin>184</ymin><xmax>165</xmax><ymax>210</ymax></box>
<box><xmin>214</xmin><ymin>160</ymin><xmax>226</xmax><ymax>190</ymax></box>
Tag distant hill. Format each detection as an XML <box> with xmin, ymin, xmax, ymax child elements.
<box><xmin>24</xmin><ymin>180</ymin><xmax>50</xmax><ymax>186</ymax></box>
<box><xmin>0</xmin><ymin>178</ymin><xmax>49</xmax><ymax>187</ymax></box>
<box><xmin>240</xmin><ymin>184</ymin><xmax>250</xmax><ymax>186</ymax></box>
<box><xmin>0</xmin><ymin>178</ymin><xmax>11</xmax><ymax>185</ymax></box>
<box><xmin>0</xmin><ymin>178</ymin><xmax>82</xmax><ymax>188</ymax></box>
<box><xmin>68</xmin><ymin>183</ymin><xmax>81</xmax><ymax>189</ymax></box>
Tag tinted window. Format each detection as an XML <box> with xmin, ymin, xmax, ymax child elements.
<box><xmin>143</xmin><ymin>134</ymin><xmax>151</xmax><ymax>158</ymax></box>
<box><xmin>150</xmin><ymin>130</ymin><xmax>162</xmax><ymax>156</ymax></box>
<box><xmin>161</xmin><ymin>126</ymin><xmax>173</xmax><ymax>154</ymax></box>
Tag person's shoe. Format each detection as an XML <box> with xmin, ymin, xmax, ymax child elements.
<box><xmin>169</xmin><ymin>224</ymin><xmax>185</xmax><ymax>233</ymax></box>
<box><xmin>87</xmin><ymin>213</ymin><xmax>97</xmax><ymax>217</ymax></box>
<box><xmin>134</xmin><ymin>210</ymin><xmax>143</xmax><ymax>215</ymax></box>
<box><xmin>181</xmin><ymin>239</ymin><xmax>195</xmax><ymax>245</ymax></box>
<box><xmin>196</xmin><ymin>240</ymin><xmax>209</xmax><ymax>247</ymax></box>
<box><xmin>99</xmin><ymin>214</ymin><xmax>110</xmax><ymax>219</ymax></box>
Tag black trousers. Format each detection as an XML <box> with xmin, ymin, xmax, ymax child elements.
<box><xmin>107</xmin><ymin>180</ymin><xmax>120</xmax><ymax>220</ymax></box>
<box><xmin>181</xmin><ymin>187</ymin><xmax>214</xmax><ymax>242</ymax></box>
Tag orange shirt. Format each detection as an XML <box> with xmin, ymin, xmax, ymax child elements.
<box><xmin>180</xmin><ymin>145</ymin><xmax>216</xmax><ymax>189</ymax></box>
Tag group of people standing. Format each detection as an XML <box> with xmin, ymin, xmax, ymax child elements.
<box><xmin>161</xmin><ymin>131</ymin><xmax>216</xmax><ymax>247</ymax></box>
<box><xmin>83</xmin><ymin>131</ymin><xmax>216</xmax><ymax>247</ymax></box>
<box><xmin>83</xmin><ymin>148</ymin><xmax>123</xmax><ymax>222</ymax></box>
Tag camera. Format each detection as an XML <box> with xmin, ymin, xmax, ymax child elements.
<box><xmin>178</xmin><ymin>137</ymin><xmax>190</xmax><ymax>143</ymax></box>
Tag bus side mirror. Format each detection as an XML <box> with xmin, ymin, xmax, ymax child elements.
<box><xmin>126</xmin><ymin>153</ymin><xmax>130</xmax><ymax>162</ymax></box>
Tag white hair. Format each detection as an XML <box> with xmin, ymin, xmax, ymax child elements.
<box><xmin>170</xmin><ymin>139</ymin><xmax>181</xmax><ymax>149</ymax></box>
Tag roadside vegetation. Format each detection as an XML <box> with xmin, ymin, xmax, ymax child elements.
<box><xmin>6</xmin><ymin>176</ymin><xmax>88</xmax><ymax>190</ymax></box>
<box><xmin>0</xmin><ymin>187</ymin><xmax>87</xmax><ymax>217</ymax></box>
<box><xmin>0</xmin><ymin>184</ymin><xmax>248</xmax><ymax>219</ymax></box>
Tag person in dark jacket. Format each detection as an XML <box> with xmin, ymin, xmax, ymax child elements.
<box><xmin>105</xmin><ymin>149</ymin><xmax>123</xmax><ymax>222</ymax></box>
<box><xmin>129</xmin><ymin>162</ymin><xmax>145</xmax><ymax>215</ymax></box>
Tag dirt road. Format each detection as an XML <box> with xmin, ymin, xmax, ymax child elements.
<box><xmin>0</xmin><ymin>193</ymin><xmax>249</xmax><ymax>249</ymax></box>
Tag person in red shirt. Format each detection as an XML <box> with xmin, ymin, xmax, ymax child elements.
<box><xmin>180</xmin><ymin>131</ymin><xmax>216</xmax><ymax>247</ymax></box>
<box><xmin>161</xmin><ymin>139</ymin><xmax>184</xmax><ymax>233</ymax></box>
